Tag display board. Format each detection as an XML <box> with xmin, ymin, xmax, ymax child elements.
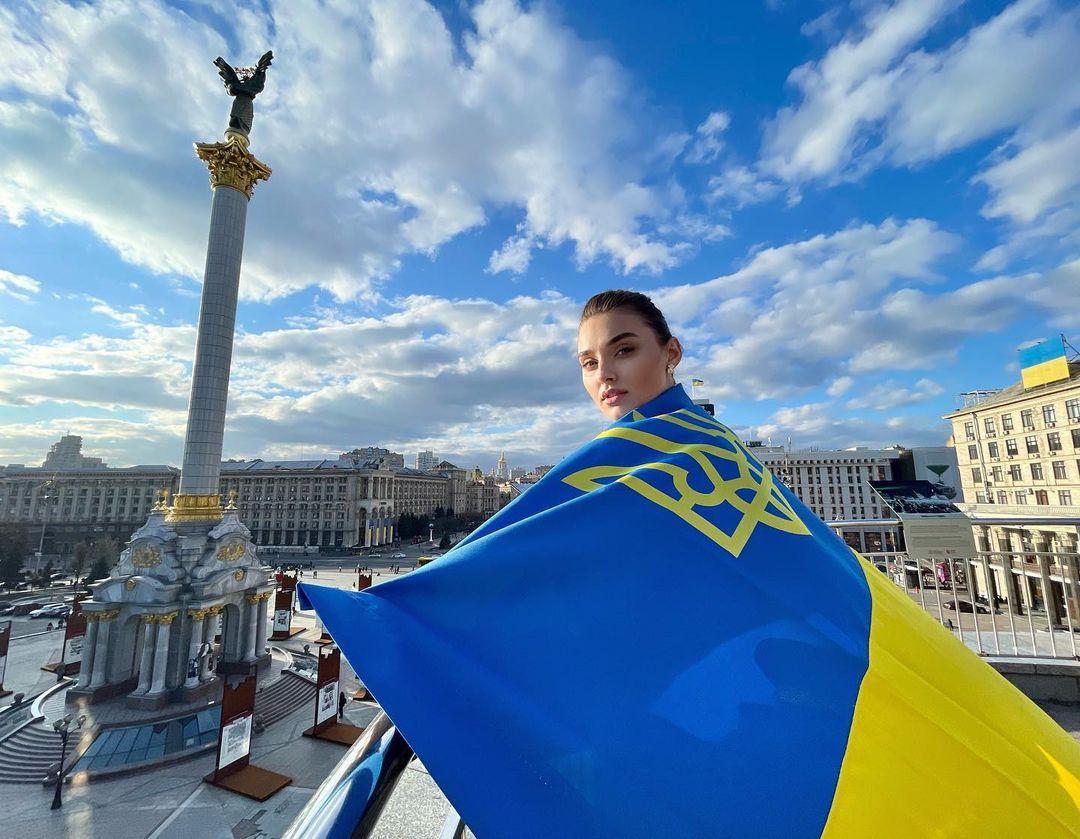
<box><xmin>217</xmin><ymin>713</ymin><xmax>253</xmax><ymax>771</ymax></box>
<box><xmin>0</xmin><ymin>620</ymin><xmax>10</xmax><ymax>696</ymax></box>
<box><xmin>208</xmin><ymin>673</ymin><xmax>257</xmax><ymax>780</ymax></box>
<box><xmin>61</xmin><ymin>609</ymin><xmax>88</xmax><ymax>673</ymax></box>
<box><xmin>312</xmin><ymin>646</ymin><xmax>342</xmax><ymax>734</ymax></box>
<box><xmin>869</xmin><ymin>480</ymin><xmax>978</xmax><ymax>560</ymax></box>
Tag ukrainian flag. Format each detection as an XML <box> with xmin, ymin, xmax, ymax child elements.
<box><xmin>300</xmin><ymin>384</ymin><xmax>1080</xmax><ymax>837</ymax></box>
<box><xmin>1020</xmin><ymin>338</ymin><xmax>1072</xmax><ymax>389</ymax></box>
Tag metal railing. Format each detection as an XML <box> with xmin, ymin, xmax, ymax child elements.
<box><xmin>862</xmin><ymin>550</ymin><xmax>1080</xmax><ymax>659</ymax></box>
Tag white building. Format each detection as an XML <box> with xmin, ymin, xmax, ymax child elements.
<box><xmin>415</xmin><ymin>450</ymin><xmax>437</xmax><ymax>472</ymax></box>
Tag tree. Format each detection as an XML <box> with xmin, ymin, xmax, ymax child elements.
<box><xmin>0</xmin><ymin>524</ymin><xmax>29</xmax><ymax>587</ymax></box>
<box><xmin>86</xmin><ymin>557</ymin><xmax>111</xmax><ymax>583</ymax></box>
<box><xmin>71</xmin><ymin>542</ymin><xmax>90</xmax><ymax>582</ymax></box>
<box><xmin>438</xmin><ymin>533</ymin><xmax>451</xmax><ymax>550</ymax></box>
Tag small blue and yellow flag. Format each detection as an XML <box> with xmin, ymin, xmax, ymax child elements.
<box><xmin>300</xmin><ymin>384</ymin><xmax>1080</xmax><ymax>837</ymax></box>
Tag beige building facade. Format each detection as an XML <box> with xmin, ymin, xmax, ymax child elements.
<box><xmin>944</xmin><ymin>362</ymin><xmax>1080</xmax><ymax>622</ymax></box>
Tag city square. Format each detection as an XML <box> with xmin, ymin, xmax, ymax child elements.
<box><xmin>1</xmin><ymin>0</ymin><xmax>1079</xmax><ymax>836</ymax></box>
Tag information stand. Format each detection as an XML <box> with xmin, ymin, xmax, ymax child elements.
<box><xmin>43</xmin><ymin>594</ymin><xmax>87</xmax><ymax>676</ymax></box>
<box><xmin>357</xmin><ymin>571</ymin><xmax>372</xmax><ymax>591</ymax></box>
<box><xmin>303</xmin><ymin>646</ymin><xmax>364</xmax><ymax>745</ymax></box>
<box><xmin>204</xmin><ymin>673</ymin><xmax>291</xmax><ymax>800</ymax></box>
<box><xmin>0</xmin><ymin>620</ymin><xmax>11</xmax><ymax>699</ymax></box>
<box><xmin>269</xmin><ymin>572</ymin><xmax>303</xmax><ymax>640</ymax></box>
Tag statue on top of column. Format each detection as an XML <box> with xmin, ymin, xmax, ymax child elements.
<box><xmin>213</xmin><ymin>50</ymin><xmax>274</xmax><ymax>138</ymax></box>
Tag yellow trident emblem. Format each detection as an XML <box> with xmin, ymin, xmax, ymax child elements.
<box><xmin>563</xmin><ymin>409</ymin><xmax>808</xmax><ymax>557</ymax></box>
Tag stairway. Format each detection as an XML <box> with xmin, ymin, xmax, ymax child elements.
<box><xmin>253</xmin><ymin>672</ymin><xmax>316</xmax><ymax>728</ymax></box>
<box><xmin>39</xmin><ymin>684</ymin><xmax>70</xmax><ymax>723</ymax></box>
<box><xmin>0</xmin><ymin>723</ymin><xmax>65</xmax><ymax>784</ymax></box>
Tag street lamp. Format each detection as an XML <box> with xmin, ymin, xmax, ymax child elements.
<box><xmin>50</xmin><ymin>712</ymin><xmax>85</xmax><ymax>810</ymax></box>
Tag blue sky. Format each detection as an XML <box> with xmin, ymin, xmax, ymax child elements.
<box><xmin>0</xmin><ymin>0</ymin><xmax>1077</xmax><ymax>471</ymax></box>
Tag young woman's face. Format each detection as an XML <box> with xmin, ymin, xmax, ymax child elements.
<box><xmin>577</xmin><ymin>308</ymin><xmax>682</xmax><ymax>421</ymax></box>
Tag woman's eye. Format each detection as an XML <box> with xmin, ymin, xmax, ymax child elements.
<box><xmin>616</xmin><ymin>346</ymin><xmax>633</xmax><ymax>356</ymax></box>
<box><xmin>581</xmin><ymin>359</ymin><xmax>597</xmax><ymax>370</ymax></box>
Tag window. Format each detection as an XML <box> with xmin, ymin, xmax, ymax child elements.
<box><xmin>1073</xmin><ymin>428</ymin><xmax>1080</xmax><ymax>449</ymax></box>
<box><xmin>971</xmin><ymin>467</ymin><xmax>982</xmax><ymax>484</ymax></box>
<box><xmin>1006</xmin><ymin>438</ymin><xmax>1018</xmax><ymax>456</ymax></box>
<box><xmin>988</xmin><ymin>442</ymin><xmax>999</xmax><ymax>458</ymax></box>
<box><xmin>1015</xmin><ymin>491</ymin><xmax>1027</xmax><ymax>505</ymax></box>
<box><xmin>1026</xmin><ymin>435</ymin><xmax>1039</xmax><ymax>454</ymax></box>
<box><xmin>1009</xmin><ymin>465</ymin><xmax>1022</xmax><ymax>480</ymax></box>
<box><xmin>976</xmin><ymin>491</ymin><xmax>988</xmax><ymax>503</ymax></box>
<box><xmin>997</xmin><ymin>490</ymin><xmax>1008</xmax><ymax>504</ymax></box>
<box><xmin>1031</xmin><ymin>462</ymin><xmax>1044</xmax><ymax>480</ymax></box>
<box><xmin>1001</xmin><ymin>414</ymin><xmax>1014</xmax><ymax>432</ymax></box>
<box><xmin>964</xmin><ymin>421</ymin><xmax>975</xmax><ymax>440</ymax></box>
<box><xmin>1048</xmin><ymin>432</ymin><xmax>1062</xmax><ymax>452</ymax></box>
<box><xmin>1052</xmin><ymin>461</ymin><xmax>1067</xmax><ymax>480</ymax></box>
<box><xmin>1035</xmin><ymin>490</ymin><xmax>1049</xmax><ymax>505</ymax></box>
<box><xmin>1061</xmin><ymin>490</ymin><xmax>1073</xmax><ymax>506</ymax></box>
<box><xmin>991</xmin><ymin>466</ymin><xmax>1003</xmax><ymax>482</ymax></box>
<box><xmin>1043</xmin><ymin>405</ymin><xmax>1057</xmax><ymax>425</ymax></box>
<box><xmin>967</xmin><ymin>444</ymin><xmax>978</xmax><ymax>460</ymax></box>
<box><xmin>1021</xmin><ymin>409</ymin><xmax>1034</xmax><ymax>429</ymax></box>
<box><xmin>1067</xmin><ymin>398</ymin><xmax>1080</xmax><ymax>422</ymax></box>
<box><xmin>984</xmin><ymin>417</ymin><xmax>996</xmax><ymax>436</ymax></box>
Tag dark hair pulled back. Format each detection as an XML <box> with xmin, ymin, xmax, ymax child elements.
<box><xmin>579</xmin><ymin>289</ymin><xmax>673</xmax><ymax>344</ymax></box>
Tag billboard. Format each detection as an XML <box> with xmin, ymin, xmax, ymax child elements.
<box><xmin>869</xmin><ymin>480</ymin><xmax>978</xmax><ymax>560</ymax></box>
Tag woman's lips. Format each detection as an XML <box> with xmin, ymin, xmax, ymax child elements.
<box><xmin>602</xmin><ymin>389</ymin><xmax>627</xmax><ymax>405</ymax></box>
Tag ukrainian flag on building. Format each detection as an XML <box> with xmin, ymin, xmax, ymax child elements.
<box><xmin>1020</xmin><ymin>337</ymin><xmax>1072</xmax><ymax>389</ymax></box>
<box><xmin>300</xmin><ymin>384</ymin><xmax>1080</xmax><ymax>837</ymax></box>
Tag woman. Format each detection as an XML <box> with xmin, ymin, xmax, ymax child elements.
<box><xmin>301</xmin><ymin>290</ymin><xmax>1080</xmax><ymax>838</ymax></box>
<box><xmin>575</xmin><ymin>289</ymin><xmax>683</xmax><ymax>421</ymax></box>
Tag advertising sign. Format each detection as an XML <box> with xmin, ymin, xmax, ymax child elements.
<box><xmin>217</xmin><ymin>713</ymin><xmax>252</xmax><ymax>771</ymax></box>
<box><xmin>317</xmin><ymin>680</ymin><xmax>338</xmax><ymax>726</ymax></box>
<box><xmin>869</xmin><ymin>480</ymin><xmax>978</xmax><ymax>560</ymax></box>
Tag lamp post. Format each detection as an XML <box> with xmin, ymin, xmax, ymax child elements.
<box><xmin>50</xmin><ymin>712</ymin><xmax>85</xmax><ymax>810</ymax></box>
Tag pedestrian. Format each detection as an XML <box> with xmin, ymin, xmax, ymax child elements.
<box><xmin>46</xmin><ymin>621</ymin><xmax>53</xmax><ymax>631</ymax></box>
<box><xmin>338</xmin><ymin>689</ymin><xmax>347</xmax><ymax>719</ymax></box>
<box><xmin>313</xmin><ymin>569</ymin><xmax>318</xmax><ymax>579</ymax></box>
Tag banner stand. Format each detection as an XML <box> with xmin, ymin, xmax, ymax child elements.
<box><xmin>0</xmin><ymin>621</ymin><xmax>12</xmax><ymax>699</ymax></box>
<box><xmin>42</xmin><ymin>596</ymin><xmax>87</xmax><ymax>677</ymax></box>
<box><xmin>204</xmin><ymin>673</ymin><xmax>291</xmax><ymax>800</ymax></box>
<box><xmin>303</xmin><ymin>646</ymin><xmax>364</xmax><ymax>746</ymax></box>
<box><xmin>269</xmin><ymin>573</ymin><xmax>304</xmax><ymax>640</ymax></box>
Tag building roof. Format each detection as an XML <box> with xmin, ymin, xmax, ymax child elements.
<box><xmin>943</xmin><ymin>360</ymin><xmax>1080</xmax><ymax>418</ymax></box>
<box><xmin>0</xmin><ymin>463</ymin><xmax>177</xmax><ymax>475</ymax></box>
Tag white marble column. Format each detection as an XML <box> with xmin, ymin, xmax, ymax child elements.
<box><xmin>148</xmin><ymin>612</ymin><xmax>176</xmax><ymax>694</ymax></box>
<box><xmin>243</xmin><ymin>595</ymin><xmax>259</xmax><ymax>660</ymax></box>
<box><xmin>254</xmin><ymin>595</ymin><xmax>269</xmax><ymax>658</ymax></box>
<box><xmin>185</xmin><ymin>610</ymin><xmax>207</xmax><ymax>688</ymax></box>
<box><xmin>75</xmin><ymin>618</ymin><xmax>100</xmax><ymax>689</ymax></box>
<box><xmin>89</xmin><ymin>613</ymin><xmax>116</xmax><ymax>689</ymax></box>
<box><xmin>199</xmin><ymin>608</ymin><xmax>218</xmax><ymax>681</ymax></box>
<box><xmin>132</xmin><ymin>616</ymin><xmax>158</xmax><ymax>695</ymax></box>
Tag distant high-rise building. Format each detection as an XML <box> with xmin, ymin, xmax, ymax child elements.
<box><xmin>416</xmin><ymin>450</ymin><xmax>437</xmax><ymax>472</ymax></box>
<box><xmin>342</xmin><ymin>446</ymin><xmax>404</xmax><ymax>468</ymax></box>
<box><xmin>510</xmin><ymin>466</ymin><xmax>527</xmax><ymax>479</ymax></box>
<box><xmin>495</xmin><ymin>451</ymin><xmax>509</xmax><ymax>480</ymax></box>
<box><xmin>42</xmin><ymin>435</ymin><xmax>105</xmax><ymax>470</ymax></box>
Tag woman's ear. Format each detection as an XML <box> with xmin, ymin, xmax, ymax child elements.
<box><xmin>667</xmin><ymin>337</ymin><xmax>683</xmax><ymax>369</ymax></box>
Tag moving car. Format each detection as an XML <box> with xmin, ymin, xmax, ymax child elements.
<box><xmin>29</xmin><ymin>603</ymin><xmax>70</xmax><ymax>619</ymax></box>
<box><xmin>392</xmin><ymin>553</ymin><xmax>407</xmax><ymax>559</ymax></box>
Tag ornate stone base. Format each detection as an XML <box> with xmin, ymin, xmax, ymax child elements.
<box><xmin>68</xmin><ymin>677</ymin><xmax>140</xmax><ymax>705</ymax></box>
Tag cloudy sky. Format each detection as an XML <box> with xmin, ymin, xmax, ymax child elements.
<box><xmin>0</xmin><ymin>0</ymin><xmax>1077</xmax><ymax>472</ymax></box>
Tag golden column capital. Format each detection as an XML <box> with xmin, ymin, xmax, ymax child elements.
<box><xmin>158</xmin><ymin>611</ymin><xmax>178</xmax><ymax>625</ymax></box>
<box><xmin>194</xmin><ymin>136</ymin><xmax>271</xmax><ymax>199</ymax></box>
<box><xmin>166</xmin><ymin>493</ymin><xmax>224</xmax><ymax>523</ymax></box>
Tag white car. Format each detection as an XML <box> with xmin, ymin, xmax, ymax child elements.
<box><xmin>392</xmin><ymin>553</ymin><xmax>407</xmax><ymax>559</ymax></box>
<box><xmin>29</xmin><ymin>604</ymin><xmax>69</xmax><ymax>619</ymax></box>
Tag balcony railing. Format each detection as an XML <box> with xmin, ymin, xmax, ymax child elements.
<box><xmin>863</xmin><ymin>549</ymin><xmax>1080</xmax><ymax>660</ymax></box>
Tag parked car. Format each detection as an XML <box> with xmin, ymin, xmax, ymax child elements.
<box><xmin>0</xmin><ymin>605</ymin><xmax>15</xmax><ymax>616</ymax></box>
<box><xmin>11</xmin><ymin>602</ymin><xmax>45</xmax><ymax>616</ymax></box>
<box><xmin>29</xmin><ymin>604</ymin><xmax>70</xmax><ymax>619</ymax></box>
<box><xmin>943</xmin><ymin>598</ymin><xmax>990</xmax><ymax>614</ymax></box>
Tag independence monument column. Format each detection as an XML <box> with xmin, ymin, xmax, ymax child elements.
<box><xmin>171</xmin><ymin>52</ymin><xmax>273</xmax><ymax>523</ymax></box>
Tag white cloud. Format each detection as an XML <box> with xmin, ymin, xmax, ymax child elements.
<box><xmin>975</xmin><ymin>125</ymin><xmax>1080</xmax><ymax>224</ymax></box>
<box><xmin>826</xmin><ymin>376</ymin><xmax>854</xmax><ymax>397</ymax></box>
<box><xmin>751</xmin><ymin>401</ymin><xmax>948</xmax><ymax>450</ymax></box>
<box><xmin>0</xmin><ymin>268</ymin><xmax>41</xmax><ymax>302</ymax></box>
<box><xmin>845</xmin><ymin>377</ymin><xmax>943</xmax><ymax>411</ymax></box>
<box><xmin>0</xmin><ymin>0</ymin><xmax>698</xmax><ymax>301</ymax></box>
<box><xmin>758</xmin><ymin>0</ymin><xmax>1080</xmax><ymax>214</ymax></box>
<box><xmin>684</xmin><ymin>111</ymin><xmax>730</xmax><ymax>165</ymax></box>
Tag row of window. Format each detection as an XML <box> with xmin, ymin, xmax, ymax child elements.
<box><xmin>972</xmin><ymin>459</ymin><xmax>1078</xmax><ymax>484</ymax></box>
<box><xmin>966</xmin><ymin>428</ymin><xmax>1080</xmax><ymax>461</ymax></box>
<box><xmin>975</xmin><ymin>490</ymin><xmax>1073</xmax><ymax>506</ymax></box>
<box><xmin>965</xmin><ymin>399</ymin><xmax>1080</xmax><ymax>440</ymax></box>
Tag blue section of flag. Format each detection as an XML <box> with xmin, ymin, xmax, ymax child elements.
<box><xmin>1019</xmin><ymin>337</ymin><xmax>1065</xmax><ymax>368</ymax></box>
<box><xmin>299</xmin><ymin>385</ymin><xmax>872</xmax><ymax>837</ymax></box>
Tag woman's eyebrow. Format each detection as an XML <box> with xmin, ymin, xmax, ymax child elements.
<box><xmin>577</xmin><ymin>331</ymin><xmax>639</xmax><ymax>357</ymax></box>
